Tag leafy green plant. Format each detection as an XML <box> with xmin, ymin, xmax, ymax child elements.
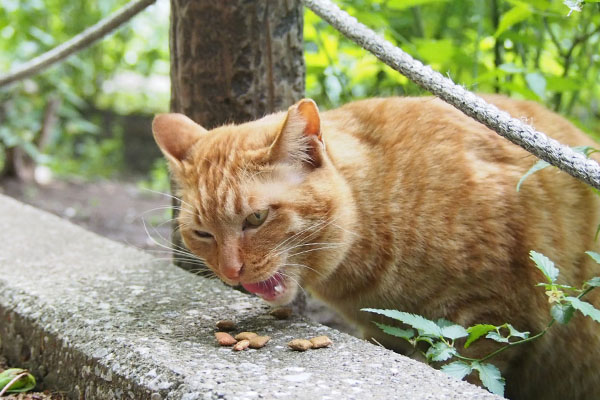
<box><xmin>0</xmin><ymin>368</ymin><xmax>36</xmax><ymax>395</ymax></box>
<box><xmin>363</xmin><ymin>250</ymin><xmax>600</xmax><ymax>396</ymax></box>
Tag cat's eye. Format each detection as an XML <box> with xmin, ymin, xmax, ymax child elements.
<box><xmin>193</xmin><ymin>230</ymin><xmax>213</xmax><ymax>239</ymax></box>
<box><xmin>244</xmin><ymin>209</ymin><xmax>269</xmax><ymax>228</ymax></box>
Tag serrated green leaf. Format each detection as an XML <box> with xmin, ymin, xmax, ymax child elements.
<box><xmin>0</xmin><ymin>368</ymin><xmax>36</xmax><ymax>393</ymax></box>
<box><xmin>585</xmin><ymin>277</ymin><xmax>600</xmax><ymax>288</ymax></box>
<box><xmin>486</xmin><ymin>331</ymin><xmax>510</xmax><ymax>343</ymax></box>
<box><xmin>517</xmin><ymin>160</ymin><xmax>550</xmax><ymax>191</ymax></box>
<box><xmin>472</xmin><ymin>362</ymin><xmax>505</xmax><ymax>396</ymax></box>
<box><xmin>530</xmin><ymin>251</ymin><xmax>559</xmax><ymax>283</ymax></box>
<box><xmin>566</xmin><ymin>297</ymin><xmax>600</xmax><ymax>322</ymax></box>
<box><xmin>506</xmin><ymin>324</ymin><xmax>529</xmax><ymax>339</ymax></box>
<box><xmin>517</xmin><ymin>146</ymin><xmax>592</xmax><ymax>192</ymax></box>
<box><xmin>362</xmin><ymin>309</ymin><xmax>442</xmax><ymax>337</ymax></box>
<box><xmin>425</xmin><ymin>341</ymin><xmax>457</xmax><ymax>362</ymax></box>
<box><xmin>441</xmin><ymin>361</ymin><xmax>473</xmax><ymax>380</ymax></box>
<box><xmin>435</xmin><ymin>318</ymin><xmax>455</xmax><ymax>328</ymax></box>
<box><xmin>465</xmin><ymin>324</ymin><xmax>496</xmax><ymax>348</ymax></box>
<box><xmin>551</xmin><ymin>303</ymin><xmax>575</xmax><ymax>324</ymax></box>
<box><xmin>495</xmin><ymin>4</ymin><xmax>533</xmax><ymax>37</ymax></box>
<box><xmin>373</xmin><ymin>322</ymin><xmax>415</xmax><ymax>340</ymax></box>
<box><xmin>440</xmin><ymin>324</ymin><xmax>468</xmax><ymax>340</ymax></box>
<box><xmin>586</xmin><ymin>251</ymin><xmax>600</xmax><ymax>265</ymax></box>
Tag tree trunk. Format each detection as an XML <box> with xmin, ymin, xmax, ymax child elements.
<box><xmin>168</xmin><ymin>0</ymin><xmax>305</xmax><ymax>271</ymax></box>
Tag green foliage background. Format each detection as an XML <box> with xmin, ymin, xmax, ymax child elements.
<box><xmin>0</xmin><ymin>0</ymin><xmax>599</xmax><ymax>180</ymax></box>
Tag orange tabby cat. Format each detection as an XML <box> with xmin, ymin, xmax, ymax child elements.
<box><xmin>153</xmin><ymin>95</ymin><xmax>600</xmax><ymax>399</ymax></box>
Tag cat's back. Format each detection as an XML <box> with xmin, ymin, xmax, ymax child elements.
<box><xmin>322</xmin><ymin>96</ymin><xmax>600</xmax><ymax>399</ymax></box>
<box><xmin>323</xmin><ymin>95</ymin><xmax>596</xmax><ymax>160</ymax></box>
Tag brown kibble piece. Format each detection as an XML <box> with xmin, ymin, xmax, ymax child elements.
<box><xmin>233</xmin><ymin>339</ymin><xmax>250</xmax><ymax>351</ymax></box>
<box><xmin>309</xmin><ymin>335</ymin><xmax>333</xmax><ymax>348</ymax></box>
<box><xmin>216</xmin><ymin>319</ymin><xmax>236</xmax><ymax>331</ymax></box>
<box><xmin>269</xmin><ymin>307</ymin><xmax>293</xmax><ymax>320</ymax></box>
<box><xmin>215</xmin><ymin>332</ymin><xmax>237</xmax><ymax>346</ymax></box>
<box><xmin>288</xmin><ymin>339</ymin><xmax>313</xmax><ymax>351</ymax></box>
<box><xmin>235</xmin><ymin>332</ymin><xmax>258</xmax><ymax>341</ymax></box>
<box><xmin>249</xmin><ymin>335</ymin><xmax>271</xmax><ymax>349</ymax></box>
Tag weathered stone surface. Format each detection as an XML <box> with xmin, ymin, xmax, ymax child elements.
<box><xmin>0</xmin><ymin>194</ymin><xmax>500</xmax><ymax>399</ymax></box>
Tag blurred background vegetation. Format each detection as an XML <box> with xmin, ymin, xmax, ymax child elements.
<box><xmin>0</xmin><ymin>0</ymin><xmax>599</xmax><ymax>188</ymax></box>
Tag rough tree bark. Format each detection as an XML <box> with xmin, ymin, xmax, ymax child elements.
<box><xmin>169</xmin><ymin>0</ymin><xmax>305</xmax><ymax>271</ymax></box>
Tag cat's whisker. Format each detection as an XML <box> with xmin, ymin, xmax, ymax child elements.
<box><xmin>270</xmin><ymin>214</ymin><xmax>344</xmax><ymax>258</ymax></box>
<box><xmin>272</xmin><ymin>241</ymin><xmax>345</xmax><ymax>258</ymax></box>
<box><xmin>331</xmin><ymin>222</ymin><xmax>360</xmax><ymax>237</ymax></box>
<box><xmin>287</xmin><ymin>244</ymin><xmax>345</xmax><ymax>259</ymax></box>
<box><xmin>140</xmin><ymin>187</ymin><xmax>194</xmax><ymax>209</ymax></box>
<box><xmin>281</xmin><ymin>262</ymin><xmax>327</xmax><ymax>279</ymax></box>
<box><xmin>267</xmin><ymin>216</ymin><xmax>334</xmax><ymax>257</ymax></box>
<box><xmin>279</xmin><ymin>272</ymin><xmax>307</xmax><ymax>297</ymax></box>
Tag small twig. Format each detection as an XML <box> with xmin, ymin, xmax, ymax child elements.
<box><xmin>0</xmin><ymin>372</ymin><xmax>28</xmax><ymax>396</ymax></box>
<box><xmin>0</xmin><ymin>0</ymin><xmax>156</xmax><ymax>88</ymax></box>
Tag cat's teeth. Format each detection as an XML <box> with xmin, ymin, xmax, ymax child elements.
<box><xmin>274</xmin><ymin>284</ymin><xmax>283</xmax><ymax>293</ymax></box>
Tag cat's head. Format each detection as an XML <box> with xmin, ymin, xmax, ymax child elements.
<box><xmin>152</xmin><ymin>99</ymin><xmax>354</xmax><ymax>305</ymax></box>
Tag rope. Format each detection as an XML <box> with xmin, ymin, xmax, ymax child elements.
<box><xmin>301</xmin><ymin>0</ymin><xmax>600</xmax><ymax>191</ymax></box>
<box><xmin>0</xmin><ymin>0</ymin><xmax>156</xmax><ymax>88</ymax></box>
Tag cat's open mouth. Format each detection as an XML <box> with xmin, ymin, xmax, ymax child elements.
<box><xmin>241</xmin><ymin>272</ymin><xmax>286</xmax><ymax>302</ymax></box>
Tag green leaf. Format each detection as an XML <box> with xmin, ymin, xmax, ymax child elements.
<box><xmin>440</xmin><ymin>324</ymin><xmax>468</xmax><ymax>340</ymax></box>
<box><xmin>472</xmin><ymin>362</ymin><xmax>505</xmax><ymax>396</ymax></box>
<box><xmin>525</xmin><ymin>72</ymin><xmax>546</xmax><ymax>100</ymax></box>
<box><xmin>386</xmin><ymin>0</ymin><xmax>449</xmax><ymax>11</ymax></box>
<box><xmin>529</xmin><ymin>251</ymin><xmax>559</xmax><ymax>283</ymax></box>
<box><xmin>441</xmin><ymin>361</ymin><xmax>473</xmax><ymax>380</ymax></box>
<box><xmin>0</xmin><ymin>368</ymin><xmax>36</xmax><ymax>393</ymax></box>
<box><xmin>362</xmin><ymin>309</ymin><xmax>442</xmax><ymax>337</ymax></box>
<box><xmin>566</xmin><ymin>297</ymin><xmax>600</xmax><ymax>322</ymax></box>
<box><xmin>506</xmin><ymin>324</ymin><xmax>529</xmax><ymax>340</ymax></box>
<box><xmin>495</xmin><ymin>4</ymin><xmax>533</xmax><ymax>37</ymax></box>
<box><xmin>517</xmin><ymin>160</ymin><xmax>550</xmax><ymax>191</ymax></box>
<box><xmin>373</xmin><ymin>322</ymin><xmax>415</xmax><ymax>340</ymax></box>
<box><xmin>551</xmin><ymin>303</ymin><xmax>575</xmax><ymax>324</ymax></box>
<box><xmin>425</xmin><ymin>341</ymin><xmax>457</xmax><ymax>362</ymax></box>
<box><xmin>585</xmin><ymin>277</ymin><xmax>600</xmax><ymax>288</ymax></box>
<box><xmin>585</xmin><ymin>251</ymin><xmax>600</xmax><ymax>265</ymax></box>
<box><xmin>486</xmin><ymin>331</ymin><xmax>510</xmax><ymax>343</ymax></box>
<box><xmin>465</xmin><ymin>324</ymin><xmax>496</xmax><ymax>348</ymax></box>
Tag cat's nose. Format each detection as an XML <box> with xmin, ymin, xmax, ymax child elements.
<box><xmin>222</xmin><ymin>263</ymin><xmax>243</xmax><ymax>280</ymax></box>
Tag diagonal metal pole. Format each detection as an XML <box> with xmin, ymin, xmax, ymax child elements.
<box><xmin>301</xmin><ymin>0</ymin><xmax>600</xmax><ymax>191</ymax></box>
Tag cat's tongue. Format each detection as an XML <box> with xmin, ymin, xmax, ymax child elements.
<box><xmin>241</xmin><ymin>273</ymin><xmax>285</xmax><ymax>301</ymax></box>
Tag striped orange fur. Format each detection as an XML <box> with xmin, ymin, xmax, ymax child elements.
<box><xmin>153</xmin><ymin>96</ymin><xmax>600</xmax><ymax>399</ymax></box>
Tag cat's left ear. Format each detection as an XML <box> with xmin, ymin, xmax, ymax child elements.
<box><xmin>152</xmin><ymin>113</ymin><xmax>207</xmax><ymax>167</ymax></box>
<box><xmin>269</xmin><ymin>99</ymin><xmax>325</xmax><ymax>167</ymax></box>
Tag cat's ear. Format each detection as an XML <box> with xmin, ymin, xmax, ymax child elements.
<box><xmin>269</xmin><ymin>99</ymin><xmax>325</xmax><ymax>167</ymax></box>
<box><xmin>152</xmin><ymin>113</ymin><xmax>207</xmax><ymax>166</ymax></box>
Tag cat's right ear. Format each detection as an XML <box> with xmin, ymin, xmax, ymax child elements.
<box><xmin>269</xmin><ymin>99</ymin><xmax>325</xmax><ymax>168</ymax></box>
<box><xmin>152</xmin><ymin>113</ymin><xmax>207</xmax><ymax>167</ymax></box>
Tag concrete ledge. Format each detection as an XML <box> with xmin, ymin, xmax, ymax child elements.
<box><xmin>0</xmin><ymin>194</ymin><xmax>499</xmax><ymax>399</ymax></box>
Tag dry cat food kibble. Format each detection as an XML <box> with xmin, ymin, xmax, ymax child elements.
<box><xmin>309</xmin><ymin>336</ymin><xmax>333</xmax><ymax>349</ymax></box>
<box><xmin>216</xmin><ymin>319</ymin><xmax>236</xmax><ymax>331</ymax></box>
<box><xmin>215</xmin><ymin>332</ymin><xmax>237</xmax><ymax>346</ymax></box>
<box><xmin>288</xmin><ymin>336</ymin><xmax>333</xmax><ymax>351</ymax></box>
<box><xmin>233</xmin><ymin>339</ymin><xmax>250</xmax><ymax>351</ymax></box>
<box><xmin>287</xmin><ymin>339</ymin><xmax>313</xmax><ymax>352</ymax></box>
<box><xmin>269</xmin><ymin>307</ymin><xmax>293</xmax><ymax>320</ymax></box>
<box><xmin>235</xmin><ymin>332</ymin><xmax>258</xmax><ymax>341</ymax></box>
<box><xmin>249</xmin><ymin>335</ymin><xmax>271</xmax><ymax>349</ymax></box>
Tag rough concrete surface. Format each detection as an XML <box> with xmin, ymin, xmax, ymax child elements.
<box><xmin>0</xmin><ymin>194</ymin><xmax>501</xmax><ymax>399</ymax></box>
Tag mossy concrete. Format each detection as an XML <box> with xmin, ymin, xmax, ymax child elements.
<box><xmin>0</xmin><ymin>194</ymin><xmax>500</xmax><ymax>399</ymax></box>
